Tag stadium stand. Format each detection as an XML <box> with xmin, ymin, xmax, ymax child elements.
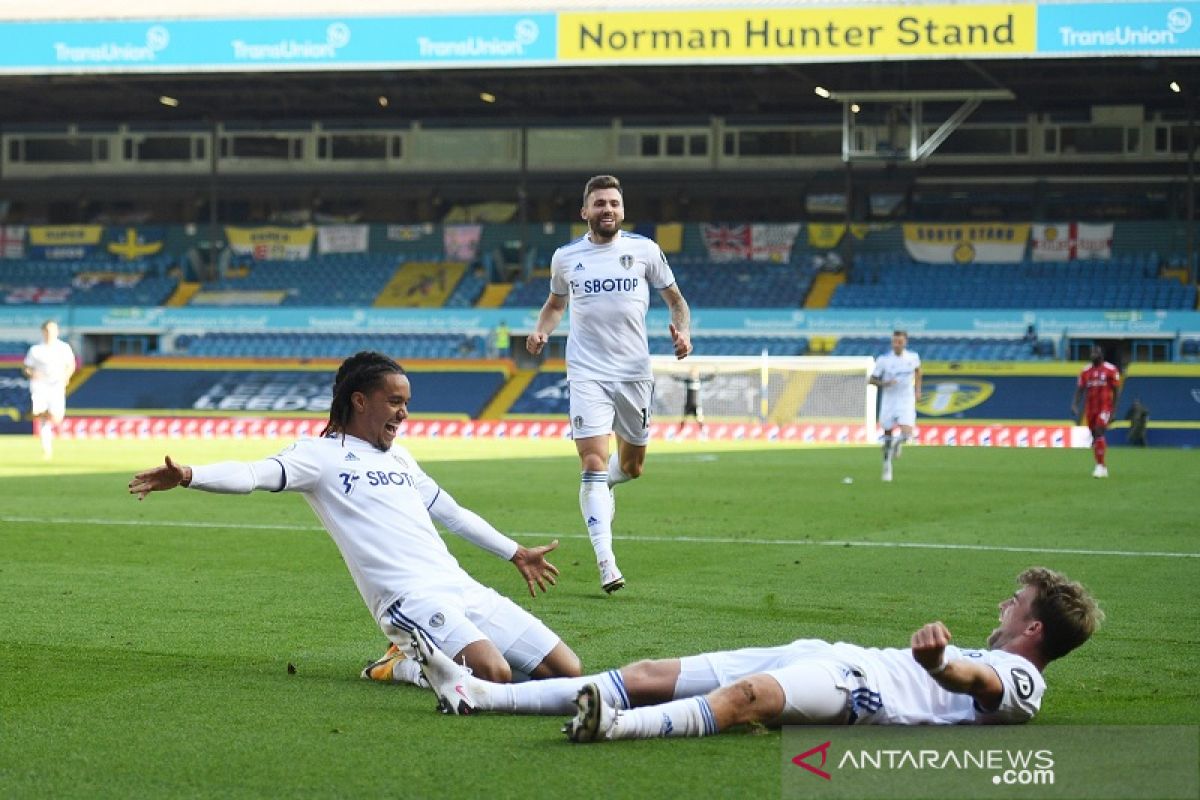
<box><xmin>501</xmin><ymin>275</ymin><xmax>553</xmax><ymax>307</ymax></box>
<box><xmin>172</xmin><ymin>332</ymin><xmax>485</xmax><ymax>360</ymax></box>
<box><xmin>0</xmin><ymin>257</ymin><xmax>178</xmax><ymax>305</ymax></box>
<box><xmin>200</xmin><ymin>254</ymin><xmax>401</xmax><ymax>306</ymax></box>
<box><xmin>650</xmin><ymin>335</ymin><xmax>809</xmax><ymax>356</ymax></box>
<box><xmin>0</xmin><ymin>340</ymin><xmax>30</xmax><ymax>356</ymax></box>
<box><xmin>444</xmin><ymin>267</ymin><xmax>489</xmax><ymax>308</ymax></box>
<box><xmin>829</xmin><ymin>255</ymin><xmax>1196</xmax><ymax>310</ymax></box>
<box><xmin>650</xmin><ymin>260</ymin><xmax>813</xmax><ymax>308</ymax></box>
<box><xmin>832</xmin><ymin>336</ymin><xmax>1053</xmax><ymax>361</ymax></box>
<box><xmin>503</xmin><ymin>260</ymin><xmax>813</xmax><ymax>309</ymax></box>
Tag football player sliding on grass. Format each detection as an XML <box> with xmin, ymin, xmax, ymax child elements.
<box><xmin>403</xmin><ymin>568</ymin><xmax>1101</xmax><ymax>741</ymax></box>
<box><xmin>129</xmin><ymin>350</ymin><xmax>582</xmax><ymax>687</ymax></box>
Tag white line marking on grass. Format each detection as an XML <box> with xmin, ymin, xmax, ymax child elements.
<box><xmin>5</xmin><ymin>515</ymin><xmax>1198</xmax><ymax>560</ymax></box>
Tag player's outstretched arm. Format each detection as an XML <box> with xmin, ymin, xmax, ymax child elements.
<box><xmin>129</xmin><ymin>455</ymin><xmax>192</xmax><ymax>500</ymax></box>
<box><xmin>510</xmin><ymin>540</ymin><xmax>561</xmax><ymax>597</ymax></box>
<box><xmin>910</xmin><ymin>622</ymin><xmax>1004</xmax><ymax>710</ymax></box>
<box><xmin>130</xmin><ymin>457</ymin><xmax>284</xmax><ymax>499</ymax></box>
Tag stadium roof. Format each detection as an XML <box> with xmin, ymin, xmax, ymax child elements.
<box><xmin>0</xmin><ymin>57</ymin><xmax>1195</xmax><ymax>127</ymax></box>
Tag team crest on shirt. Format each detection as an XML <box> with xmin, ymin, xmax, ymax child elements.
<box><xmin>915</xmin><ymin>381</ymin><xmax>994</xmax><ymax>417</ymax></box>
<box><xmin>573</xmin><ymin>415</ymin><xmax>584</xmax><ymax>429</ymax></box>
<box><xmin>1011</xmin><ymin>667</ymin><xmax>1035</xmax><ymax>699</ymax></box>
<box><xmin>429</xmin><ymin>612</ymin><xmax>445</xmax><ymax>628</ymax></box>
<box><xmin>619</xmin><ymin>254</ymin><xmax>634</xmax><ymax>270</ymax></box>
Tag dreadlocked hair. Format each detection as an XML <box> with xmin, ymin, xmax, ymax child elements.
<box><xmin>321</xmin><ymin>351</ymin><xmax>406</xmax><ymax>438</ymax></box>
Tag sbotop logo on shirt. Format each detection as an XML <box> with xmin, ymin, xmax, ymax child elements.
<box><xmin>570</xmin><ymin>277</ymin><xmax>640</xmax><ymax>295</ymax></box>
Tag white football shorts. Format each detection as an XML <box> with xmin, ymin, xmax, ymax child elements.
<box><xmin>879</xmin><ymin>401</ymin><xmax>916</xmax><ymax>430</ymax></box>
<box><xmin>29</xmin><ymin>384</ymin><xmax>67</xmax><ymax>419</ymax></box>
<box><xmin>678</xmin><ymin>639</ymin><xmax>852</xmax><ymax>724</ymax></box>
<box><xmin>380</xmin><ymin>581</ymin><xmax>560</xmax><ymax>675</ymax></box>
<box><xmin>568</xmin><ymin>379</ymin><xmax>653</xmax><ymax>445</ymax></box>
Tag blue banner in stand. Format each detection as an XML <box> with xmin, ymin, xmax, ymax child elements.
<box><xmin>1037</xmin><ymin>2</ymin><xmax>1200</xmax><ymax>55</ymax></box>
<box><xmin>0</xmin><ymin>14</ymin><xmax>556</xmax><ymax>74</ymax></box>
<box><xmin>0</xmin><ymin>307</ymin><xmax>1197</xmax><ymax>337</ymax></box>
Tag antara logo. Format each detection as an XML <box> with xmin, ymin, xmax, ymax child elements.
<box><xmin>792</xmin><ymin>740</ymin><xmax>832</xmax><ymax>780</ymax></box>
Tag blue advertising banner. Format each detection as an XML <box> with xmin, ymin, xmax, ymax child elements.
<box><xmin>0</xmin><ymin>3</ymin><xmax>1198</xmax><ymax>75</ymax></box>
<box><xmin>1</xmin><ymin>307</ymin><xmax>1198</xmax><ymax>337</ymax></box>
<box><xmin>0</xmin><ymin>14</ymin><xmax>555</xmax><ymax>74</ymax></box>
<box><xmin>68</xmin><ymin>366</ymin><xmax>507</xmax><ymax>417</ymax></box>
<box><xmin>1038</xmin><ymin>2</ymin><xmax>1200</xmax><ymax>55</ymax></box>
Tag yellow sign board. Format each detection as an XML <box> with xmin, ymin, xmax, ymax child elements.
<box><xmin>559</xmin><ymin>5</ymin><xmax>1036</xmax><ymax>61</ymax></box>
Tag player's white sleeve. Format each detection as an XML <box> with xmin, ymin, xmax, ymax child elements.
<box><xmin>646</xmin><ymin>244</ymin><xmax>677</xmax><ymax>290</ymax></box>
<box><xmin>870</xmin><ymin>357</ymin><xmax>884</xmax><ymax>380</ymax></box>
<box><xmin>188</xmin><ymin>460</ymin><xmax>285</xmax><ymax>494</ymax></box>
<box><xmin>427</xmin><ymin>487</ymin><xmax>519</xmax><ymax>560</ymax></box>
<box><xmin>974</xmin><ymin>651</ymin><xmax>1044</xmax><ymax>724</ymax></box>
<box><xmin>269</xmin><ymin>439</ymin><xmax>324</xmax><ymax>491</ymax></box>
<box><xmin>549</xmin><ymin>248</ymin><xmax>569</xmax><ymax>296</ymax></box>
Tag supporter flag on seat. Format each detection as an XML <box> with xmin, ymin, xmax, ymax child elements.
<box><xmin>106</xmin><ymin>227</ymin><xmax>165</xmax><ymax>260</ymax></box>
<box><xmin>317</xmin><ymin>224</ymin><xmax>369</xmax><ymax>254</ymax></box>
<box><xmin>701</xmin><ymin>224</ymin><xmax>752</xmax><ymax>261</ymax></box>
<box><xmin>27</xmin><ymin>225</ymin><xmax>104</xmax><ymax>260</ymax></box>
<box><xmin>0</xmin><ymin>225</ymin><xmax>25</xmax><ymax>259</ymax></box>
<box><xmin>751</xmin><ymin>223</ymin><xmax>801</xmax><ymax>262</ymax></box>
<box><xmin>1032</xmin><ymin>222</ymin><xmax>1113</xmax><ymax>261</ymax></box>
<box><xmin>903</xmin><ymin>223</ymin><xmax>1029</xmax><ymax>264</ymax></box>
<box><xmin>443</xmin><ymin>224</ymin><xmax>483</xmax><ymax>261</ymax></box>
<box><xmin>225</xmin><ymin>226</ymin><xmax>315</xmax><ymax>260</ymax></box>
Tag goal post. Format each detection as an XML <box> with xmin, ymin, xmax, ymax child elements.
<box><xmin>651</xmin><ymin>354</ymin><xmax>877</xmax><ymax>439</ymax></box>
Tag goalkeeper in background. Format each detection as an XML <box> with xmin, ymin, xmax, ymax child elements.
<box><xmin>868</xmin><ymin>330</ymin><xmax>921</xmax><ymax>483</ymax></box>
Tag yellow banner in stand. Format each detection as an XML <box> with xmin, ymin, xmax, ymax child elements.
<box><xmin>558</xmin><ymin>4</ymin><xmax>1036</xmax><ymax>61</ymax></box>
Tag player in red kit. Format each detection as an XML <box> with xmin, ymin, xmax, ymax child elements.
<box><xmin>1071</xmin><ymin>345</ymin><xmax>1121</xmax><ymax>478</ymax></box>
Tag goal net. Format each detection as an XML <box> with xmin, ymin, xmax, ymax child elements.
<box><xmin>651</xmin><ymin>354</ymin><xmax>876</xmax><ymax>437</ymax></box>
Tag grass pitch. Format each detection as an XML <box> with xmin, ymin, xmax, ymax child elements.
<box><xmin>1</xmin><ymin>436</ymin><xmax>1197</xmax><ymax>798</ymax></box>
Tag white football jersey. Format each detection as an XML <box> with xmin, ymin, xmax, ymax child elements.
<box><xmin>830</xmin><ymin>642</ymin><xmax>1044</xmax><ymax>725</ymax></box>
<box><xmin>872</xmin><ymin>349</ymin><xmax>921</xmax><ymax>404</ymax></box>
<box><xmin>24</xmin><ymin>339</ymin><xmax>75</xmax><ymax>389</ymax></box>
<box><xmin>272</xmin><ymin>435</ymin><xmax>478</xmax><ymax>622</ymax></box>
<box><xmin>550</xmin><ymin>230</ymin><xmax>677</xmax><ymax>381</ymax></box>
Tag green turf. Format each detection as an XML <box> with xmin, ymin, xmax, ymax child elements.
<box><xmin>1</xmin><ymin>437</ymin><xmax>1197</xmax><ymax>798</ymax></box>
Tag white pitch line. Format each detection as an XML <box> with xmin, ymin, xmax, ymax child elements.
<box><xmin>3</xmin><ymin>515</ymin><xmax>1198</xmax><ymax>560</ymax></box>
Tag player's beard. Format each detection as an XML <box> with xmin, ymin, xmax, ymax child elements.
<box><xmin>589</xmin><ymin>215</ymin><xmax>620</xmax><ymax>241</ymax></box>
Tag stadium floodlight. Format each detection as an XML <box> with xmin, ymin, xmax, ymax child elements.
<box><xmin>651</xmin><ymin>354</ymin><xmax>876</xmax><ymax>441</ymax></box>
<box><xmin>814</xmin><ymin>86</ymin><xmax>832</xmax><ymax>99</ymax></box>
<box><xmin>1170</xmin><ymin>81</ymin><xmax>1182</xmax><ymax>93</ymax></box>
<box><xmin>158</xmin><ymin>95</ymin><xmax>179</xmax><ymax>107</ymax></box>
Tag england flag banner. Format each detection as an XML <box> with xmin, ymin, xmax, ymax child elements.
<box><xmin>1032</xmin><ymin>222</ymin><xmax>1114</xmax><ymax>261</ymax></box>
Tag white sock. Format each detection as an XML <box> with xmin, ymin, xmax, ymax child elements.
<box><xmin>609</xmin><ymin>696</ymin><xmax>719</xmax><ymax>740</ymax></box>
<box><xmin>606</xmin><ymin>454</ymin><xmax>631</xmax><ymax>487</ymax></box>
<box><xmin>477</xmin><ymin>669</ymin><xmax>632</xmax><ymax>714</ymax></box>
<box><xmin>394</xmin><ymin>657</ymin><xmax>428</xmax><ymax>688</ymax></box>
<box><xmin>580</xmin><ymin>471</ymin><xmax>615</xmax><ymax>565</ymax></box>
<box><xmin>39</xmin><ymin>422</ymin><xmax>54</xmax><ymax>457</ymax></box>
